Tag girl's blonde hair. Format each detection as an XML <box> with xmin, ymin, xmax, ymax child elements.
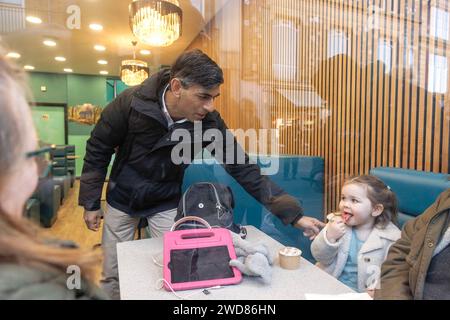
<box><xmin>344</xmin><ymin>175</ymin><xmax>398</xmax><ymax>227</ymax></box>
<box><xmin>0</xmin><ymin>48</ymin><xmax>100</xmax><ymax>281</ymax></box>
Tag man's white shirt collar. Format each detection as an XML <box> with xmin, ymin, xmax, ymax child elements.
<box><xmin>162</xmin><ymin>84</ymin><xmax>187</xmax><ymax>127</ymax></box>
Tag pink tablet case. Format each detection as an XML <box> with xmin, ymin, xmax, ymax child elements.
<box><xmin>163</xmin><ymin>227</ymin><xmax>242</xmax><ymax>291</ymax></box>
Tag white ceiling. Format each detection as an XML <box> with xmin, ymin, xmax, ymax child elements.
<box><xmin>0</xmin><ymin>0</ymin><xmax>228</xmax><ymax>76</ymax></box>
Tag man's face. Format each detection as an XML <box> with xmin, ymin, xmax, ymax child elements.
<box><xmin>172</xmin><ymin>79</ymin><xmax>221</xmax><ymax>122</ymax></box>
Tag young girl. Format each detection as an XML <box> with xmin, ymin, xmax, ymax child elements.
<box><xmin>311</xmin><ymin>175</ymin><xmax>401</xmax><ymax>295</ymax></box>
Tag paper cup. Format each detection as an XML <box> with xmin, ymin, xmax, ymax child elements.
<box><xmin>279</xmin><ymin>247</ymin><xmax>302</xmax><ymax>270</ymax></box>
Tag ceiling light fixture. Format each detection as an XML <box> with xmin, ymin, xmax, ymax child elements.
<box><xmin>26</xmin><ymin>16</ymin><xmax>42</xmax><ymax>24</ymax></box>
<box><xmin>140</xmin><ymin>49</ymin><xmax>151</xmax><ymax>55</ymax></box>
<box><xmin>97</xmin><ymin>60</ymin><xmax>108</xmax><ymax>65</ymax></box>
<box><xmin>55</xmin><ymin>56</ymin><xmax>66</xmax><ymax>62</ymax></box>
<box><xmin>129</xmin><ymin>0</ymin><xmax>182</xmax><ymax>47</ymax></box>
<box><xmin>94</xmin><ymin>45</ymin><xmax>106</xmax><ymax>51</ymax></box>
<box><xmin>100</xmin><ymin>71</ymin><xmax>109</xmax><ymax>75</ymax></box>
<box><xmin>120</xmin><ymin>40</ymin><xmax>149</xmax><ymax>86</ymax></box>
<box><xmin>43</xmin><ymin>39</ymin><xmax>57</xmax><ymax>47</ymax></box>
<box><xmin>24</xmin><ymin>65</ymin><xmax>35</xmax><ymax>70</ymax></box>
<box><xmin>63</xmin><ymin>68</ymin><xmax>73</xmax><ymax>73</ymax></box>
<box><xmin>89</xmin><ymin>23</ymin><xmax>103</xmax><ymax>31</ymax></box>
<box><xmin>6</xmin><ymin>52</ymin><xmax>21</xmax><ymax>59</ymax></box>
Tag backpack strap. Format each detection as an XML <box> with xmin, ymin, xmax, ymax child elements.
<box><xmin>208</xmin><ymin>183</ymin><xmax>227</xmax><ymax>217</ymax></box>
<box><xmin>181</xmin><ymin>184</ymin><xmax>192</xmax><ymax>217</ymax></box>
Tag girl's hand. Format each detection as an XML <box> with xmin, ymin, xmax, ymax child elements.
<box><xmin>326</xmin><ymin>215</ymin><xmax>346</xmax><ymax>243</ymax></box>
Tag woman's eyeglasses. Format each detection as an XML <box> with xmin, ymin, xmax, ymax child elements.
<box><xmin>26</xmin><ymin>146</ymin><xmax>53</xmax><ymax>178</ymax></box>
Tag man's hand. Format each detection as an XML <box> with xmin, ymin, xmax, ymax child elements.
<box><xmin>294</xmin><ymin>216</ymin><xmax>326</xmax><ymax>240</ymax></box>
<box><xmin>84</xmin><ymin>209</ymin><xmax>103</xmax><ymax>231</ymax></box>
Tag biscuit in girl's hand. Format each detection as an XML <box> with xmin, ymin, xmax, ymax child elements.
<box><xmin>327</xmin><ymin>212</ymin><xmax>340</xmax><ymax>222</ymax></box>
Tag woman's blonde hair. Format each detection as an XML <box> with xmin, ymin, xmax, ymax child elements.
<box><xmin>0</xmin><ymin>48</ymin><xmax>100</xmax><ymax>281</ymax></box>
<box><xmin>0</xmin><ymin>48</ymin><xmax>30</xmax><ymax>182</ymax></box>
<box><xmin>343</xmin><ymin>175</ymin><xmax>398</xmax><ymax>228</ymax></box>
<box><xmin>0</xmin><ymin>208</ymin><xmax>100</xmax><ymax>280</ymax></box>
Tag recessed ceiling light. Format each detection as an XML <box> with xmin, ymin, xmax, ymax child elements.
<box><xmin>55</xmin><ymin>56</ymin><xmax>66</xmax><ymax>62</ymax></box>
<box><xmin>89</xmin><ymin>23</ymin><xmax>103</xmax><ymax>31</ymax></box>
<box><xmin>24</xmin><ymin>65</ymin><xmax>35</xmax><ymax>70</ymax></box>
<box><xmin>97</xmin><ymin>60</ymin><xmax>108</xmax><ymax>65</ymax></box>
<box><xmin>140</xmin><ymin>49</ymin><xmax>151</xmax><ymax>55</ymax></box>
<box><xmin>99</xmin><ymin>71</ymin><xmax>109</xmax><ymax>75</ymax></box>
<box><xmin>43</xmin><ymin>40</ymin><xmax>57</xmax><ymax>47</ymax></box>
<box><xmin>6</xmin><ymin>52</ymin><xmax>21</xmax><ymax>59</ymax></box>
<box><xmin>63</xmin><ymin>68</ymin><xmax>73</xmax><ymax>73</ymax></box>
<box><xmin>26</xmin><ymin>16</ymin><xmax>42</xmax><ymax>24</ymax></box>
<box><xmin>94</xmin><ymin>45</ymin><xmax>106</xmax><ymax>51</ymax></box>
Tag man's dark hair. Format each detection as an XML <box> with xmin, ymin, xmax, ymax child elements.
<box><xmin>170</xmin><ymin>49</ymin><xmax>224</xmax><ymax>89</ymax></box>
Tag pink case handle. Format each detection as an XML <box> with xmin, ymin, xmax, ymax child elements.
<box><xmin>170</xmin><ymin>216</ymin><xmax>212</xmax><ymax>231</ymax></box>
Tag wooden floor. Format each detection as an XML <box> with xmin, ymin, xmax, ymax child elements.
<box><xmin>39</xmin><ymin>180</ymin><xmax>104</xmax><ymax>284</ymax></box>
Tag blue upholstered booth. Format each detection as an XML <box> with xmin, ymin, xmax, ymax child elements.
<box><xmin>182</xmin><ymin>154</ymin><xmax>325</xmax><ymax>262</ymax></box>
<box><xmin>370</xmin><ymin>167</ymin><xmax>450</xmax><ymax>227</ymax></box>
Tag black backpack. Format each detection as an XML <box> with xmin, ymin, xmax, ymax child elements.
<box><xmin>175</xmin><ymin>182</ymin><xmax>246</xmax><ymax>238</ymax></box>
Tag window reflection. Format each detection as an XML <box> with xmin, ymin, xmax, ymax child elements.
<box><xmin>327</xmin><ymin>30</ymin><xmax>348</xmax><ymax>59</ymax></box>
<box><xmin>190</xmin><ymin>0</ymin><xmax>205</xmax><ymax>19</ymax></box>
<box><xmin>377</xmin><ymin>39</ymin><xmax>392</xmax><ymax>74</ymax></box>
<box><xmin>403</xmin><ymin>46</ymin><xmax>414</xmax><ymax>70</ymax></box>
<box><xmin>0</xmin><ymin>0</ymin><xmax>25</xmax><ymax>33</ymax></box>
<box><xmin>428</xmin><ymin>54</ymin><xmax>448</xmax><ymax>94</ymax></box>
<box><xmin>272</xmin><ymin>19</ymin><xmax>298</xmax><ymax>81</ymax></box>
<box><xmin>430</xmin><ymin>7</ymin><xmax>449</xmax><ymax>41</ymax></box>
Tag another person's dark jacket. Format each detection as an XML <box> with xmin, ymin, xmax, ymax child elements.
<box><xmin>79</xmin><ymin>69</ymin><xmax>303</xmax><ymax>225</ymax></box>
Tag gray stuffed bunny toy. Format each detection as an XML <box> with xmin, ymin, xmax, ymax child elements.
<box><xmin>229</xmin><ymin>232</ymin><xmax>273</xmax><ymax>284</ymax></box>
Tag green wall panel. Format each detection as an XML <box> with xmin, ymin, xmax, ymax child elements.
<box><xmin>68</xmin><ymin>124</ymin><xmax>91</xmax><ymax>177</ymax></box>
<box><xmin>27</xmin><ymin>72</ymin><xmax>160</xmax><ymax>181</ymax></box>
<box><xmin>107</xmin><ymin>79</ymin><xmax>129</xmax><ymax>102</ymax></box>
<box><xmin>67</xmin><ymin>74</ymin><xmax>107</xmax><ymax>107</ymax></box>
<box><xmin>66</xmin><ymin>74</ymin><xmax>108</xmax><ymax>177</ymax></box>
<box><xmin>29</xmin><ymin>72</ymin><xmax>67</xmax><ymax>103</ymax></box>
<box><xmin>31</xmin><ymin>106</ymin><xmax>66</xmax><ymax>145</ymax></box>
<box><xmin>29</xmin><ymin>73</ymin><xmax>113</xmax><ymax>177</ymax></box>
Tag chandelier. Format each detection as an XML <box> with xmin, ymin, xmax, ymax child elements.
<box><xmin>120</xmin><ymin>41</ymin><xmax>150</xmax><ymax>86</ymax></box>
<box><xmin>129</xmin><ymin>0</ymin><xmax>182</xmax><ymax>47</ymax></box>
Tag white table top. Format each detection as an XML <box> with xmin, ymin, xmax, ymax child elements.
<box><xmin>117</xmin><ymin>226</ymin><xmax>355</xmax><ymax>300</ymax></box>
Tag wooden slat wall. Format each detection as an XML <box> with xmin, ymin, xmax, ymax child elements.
<box><xmin>187</xmin><ymin>0</ymin><xmax>450</xmax><ymax>213</ymax></box>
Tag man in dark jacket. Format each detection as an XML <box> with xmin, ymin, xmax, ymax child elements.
<box><xmin>79</xmin><ymin>49</ymin><xmax>325</xmax><ymax>299</ymax></box>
